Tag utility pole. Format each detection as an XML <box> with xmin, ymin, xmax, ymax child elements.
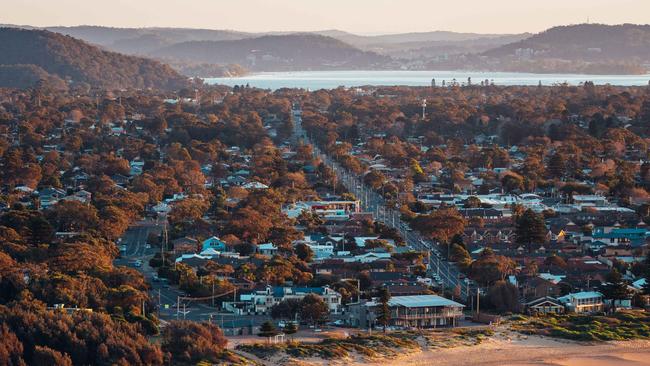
<box><xmin>158</xmin><ymin>289</ymin><xmax>161</xmax><ymax>317</ymax></box>
<box><xmin>421</xmin><ymin>99</ymin><xmax>427</xmax><ymax>120</ymax></box>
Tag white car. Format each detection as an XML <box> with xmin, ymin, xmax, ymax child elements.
<box><xmin>134</xmin><ymin>260</ymin><xmax>142</xmax><ymax>267</ymax></box>
<box><xmin>145</xmin><ymin>244</ymin><xmax>151</xmax><ymax>249</ymax></box>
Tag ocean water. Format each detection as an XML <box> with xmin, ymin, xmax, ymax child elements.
<box><xmin>205</xmin><ymin>70</ymin><xmax>650</xmax><ymax>90</ymax></box>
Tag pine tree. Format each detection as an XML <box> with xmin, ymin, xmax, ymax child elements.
<box><xmin>283</xmin><ymin>322</ymin><xmax>297</xmax><ymax>341</ymax></box>
<box><xmin>515</xmin><ymin>209</ymin><xmax>547</xmax><ymax>253</ymax></box>
<box><xmin>258</xmin><ymin>321</ymin><xmax>279</xmax><ymax>343</ymax></box>
<box><xmin>377</xmin><ymin>288</ymin><xmax>391</xmax><ymax>333</ymax></box>
<box><xmin>601</xmin><ymin>268</ymin><xmax>630</xmax><ymax>313</ymax></box>
<box><xmin>642</xmin><ymin>251</ymin><xmax>650</xmax><ymax>296</ymax></box>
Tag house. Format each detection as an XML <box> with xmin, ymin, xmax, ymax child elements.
<box><xmin>242</xmin><ymin>181</ymin><xmax>269</xmax><ymax>190</ymax></box>
<box><xmin>342</xmin><ymin>252</ymin><xmax>392</xmax><ymax>263</ymax></box>
<box><xmin>257</xmin><ymin>243</ymin><xmax>278</xmax><ymax>256</ymax></box>
<box><xmin>591</xmin><ymin>227</ymin><xmax>648</xmax><ymax>247</ymax></box>
<box><xmin>348</xmin><ymin>295</ymin><xmax>464</xmax><ymax>329</ymax></box>
<box><xmin>525</xmin><ymin>296</ymin><xmax>565</xmax><ymax>315</ymax></box>
<box><xmin>237</xmin><ymin>286</ymin><xmax>342</xmax><ymax>315</ymax></box>
<box><xmin>522</xmin><ymin>276</ymin><xmax>562</xmax><ymax>300</ymax></box>
<box><xmin>202</xmin><ymin>236</ymin><xmax>227</xmax><ymax>252</ymax></box>
<box><xmin>38</xmin><ymin>187</ymin><xmax>66</xmax><ymax>209</ymax></box>
<box><xmin>283</xmin><ymin>200</ymin><xmax>361</xmax><ymax>220</ymax></box>
<box><xmin>558</xmin><ymin>291</ymin><xmax>604</xmax><ymax>314</ymax></box>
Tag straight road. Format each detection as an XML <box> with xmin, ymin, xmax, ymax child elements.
<box><xmin>291</xmin><ymin>105</ymin><xmax>471</xmax><ymax>300</ymax></box>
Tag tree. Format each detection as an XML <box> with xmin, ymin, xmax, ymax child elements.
<box><xmin>544</xmin><ymin>254</ymin><xmax>567</xmax><ymax>268</ymax></box>
<box><xmin>162</xmin><ymin>321</ymin><xmax>227</xmax><ymax>364</ymax></box>
<box><xmin>258</xmin><ymin>321</ymin><xmax>279</xmax><ymax>343</ymax></box>
<box><xmin>643</xmin><ymin>251</ymin><xmax>650</xmax><ymax>296</ymax></box>
<box><xmin>515</xmin><ymin>209</ymin><xmax>547</xmax><ymax>252</ymax></box>
<box><xmin>0</xmin><ymin>324</ymin><xmax>24</xmax><ymax>366</ymax></box>
<box><xmin>501</xmin><ymin>172</ymin><xmax>524</xmax><ymax>193</ymax></box>
<box><xmin>32</xmin><ymin>346</ymin><xmax>72</xmax><ymax>366</ymax></box>
<box><xmin>411</xmin><ymin>208</ymin><xmax>466</xmax><ymax>245</ymax></box>
<box><xmin>463</xmin><ymin>196</ymin><xmax>481</xmax><ymax>208</ymax></box>
<box><xmin>450</xmin><ymin>243</ymin><xmax>472</xmax><ymax>271</ymax></box>
<box><xmin>487</xmin><ymin>281</ymin><xmax>520</xmax><ymax>313</ymax></box>
<box><xmin>294</xmin><ymin>243</ymin><xmax>314</xmax><ymax>262</ymax></box>
<box><xmin>470</xmin><ymin>248</ymin><xmax>516</xmax><ymax>286</ymax></box>
<box><xmin>283</xmin><ymin>322</ymin><xmax>297</xmax><ymax>341</ymax></box>
<box><xmin>601</xmin><ymin>268</ymin><xmax>630</xmax><ymax>313</ymax></box>
<box><xmin>376</xmin><ymin>288</ymin><xmax>391</xmax><ymax>333</ymax></box>
<box><xmin>547</xmin><ymin>153</ymin><xmax>566</xmax><ymax>179</ymax></box>
<box><xmin>270</xmin><ymin>298</ymin><xmax>301</xmax><ymax>320</ymax></box>
<box><xmin>298</xmin><ymin>294</ymin><xmax>329</xmax><ymax>326</ymax></box>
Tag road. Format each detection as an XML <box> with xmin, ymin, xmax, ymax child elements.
<box><xmin>291</xmin><ymin>105</ymin><xmax>471</xmax><ymax>300</ymax></box>
<box><xmin>115</xmin><ymin>219</ymin><xmax>276</xmax><ymax>326</ymax></box>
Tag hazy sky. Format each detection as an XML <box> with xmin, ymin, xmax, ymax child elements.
<box><xmin>2</xmin><ymin>0</ymin><xmax>649</xmax><ymax>34</ymax></box>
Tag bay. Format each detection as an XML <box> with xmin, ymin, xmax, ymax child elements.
<box><xmin>205</xmin><ymin>70</ymin><xmax>650</xmax><ymax>90</ymax></box>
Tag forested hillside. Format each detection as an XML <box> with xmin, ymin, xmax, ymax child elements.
<box><xmin>0</xmin><ymin>28</ymin><xmax>189</xmax><ymax>89</ymax></box>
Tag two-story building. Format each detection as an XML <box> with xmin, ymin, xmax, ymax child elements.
<box><xmin>557</xmin><ymin>291</ymin><xmax>604</xmax><ymax>314</ymax></box>
<box><xmin>348</xmin><ymin>295</ymin><xmax>464</xmax><ymax>329</ymax></box>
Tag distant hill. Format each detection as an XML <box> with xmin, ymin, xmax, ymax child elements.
<box><xmin>149</xmin><ymin>34</ymin><xmax>390</xmax><ymax>71</ymax></box>
<box><xmin>45</xmin><ymin>26</ymin><xmax>253</xmax><ymax>55</ymax></box>
<box><xmin>315</xmin><ymin>30</ymin><xmax>531</xmax><ymax>58</ymax></box>
<box><xmin>325</xmin><ymin>30</ymin><xmax>525</xmax><ymax>46</ymax></box>
<box><xmin>0</xmin><ymin>27</ymin><xmax>189</xmax><ymax>89</ymax></box>
<box><xmin>484</xmin><ymin>24</ymin><xmax>650</xmax><ymax>62</ymax></box>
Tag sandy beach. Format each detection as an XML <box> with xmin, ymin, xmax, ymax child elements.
<box><xmin>253</xmin><ymin>329</ymin><xmax>650</xmax><ymax>366</ymax></box>
<box><xmin>354</xmin><ymin>331</ymin><xmax>650</xmax><ymax>366</ymax></box>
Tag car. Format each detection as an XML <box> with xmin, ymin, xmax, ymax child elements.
<box><xmin>152</xmin><ymin>275</ymin><xmax>159</xmax><ymax>282</ymax></box>
<box><xmin>162</xmin><ymin>284</ymin><xmax>170</xmax><ymax>289</ymax></box>
<box><xmin>134</xmin><ymin>260</ymin><xmax>142</xmax><ymax>267</ymax></box>
<box><xmin>120</xmin><ymin>245</ymin><xmax>127</xmax><ymax>252</ymax></box>
<box><xmin>145</xmin><ymin>244</ymin><xmax>151</xmax><ymax>249</ymax></box>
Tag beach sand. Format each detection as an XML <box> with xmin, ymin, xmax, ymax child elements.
<box><xmin>351</xmin><ymin>331</ymin><xmax>650</xmax><ymax>366</ymax></box>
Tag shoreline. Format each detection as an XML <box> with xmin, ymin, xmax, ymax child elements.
<box><xmin>240</xmin><ymin>327</ymin><xmax>650</xmax><ymax>366</ymax></box>
<box><xmin>203</xmin><ymin>70</ymin><xmax>650</xmax><ymax>89</ymax></box>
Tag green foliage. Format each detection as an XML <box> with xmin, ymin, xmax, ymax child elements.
<box><xmin>511</xmin><ymin>311</ymin><xmax>650</xmax><ymax>341</ymax></box>
<box><xmin>258</xmin><ymin>321</ymin><xmax>279</xmax><ymax>339</ymax></box>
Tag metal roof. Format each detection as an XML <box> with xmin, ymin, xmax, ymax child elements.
<box><xmin>367</xmin><ymin>295</ymin><xmax>464</xmax><ymax>308</ymax></box>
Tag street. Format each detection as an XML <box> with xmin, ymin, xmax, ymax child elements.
<box><xmin>115</xmin><ymin>218</ymin><xmax>275</xmax><ymax>326</ymax></box>
<box><xmin>292</xmin><ymin>105</ymin><xmax>471</xmax><ymax>300</ymax></box>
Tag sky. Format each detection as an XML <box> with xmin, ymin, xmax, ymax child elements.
<box><xmin>2</xmin><ymin>0</ymin><xmax>649</xmax><ymax>34</ymax></box>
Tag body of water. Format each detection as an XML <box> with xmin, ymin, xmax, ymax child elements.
<box><xmin>205</xmin><ymin>70</ymin><xmax>650</xmax><ymax>90</ymax></box>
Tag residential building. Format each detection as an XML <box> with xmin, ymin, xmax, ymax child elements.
<box><xmin>525</xmin><ymin>296</ymin><xmax>565</xmax><ymax>315</ymax></box>
<box><xmin>558</xmin><ymin>291</ymin><xmax>604</xmax><ymax>314</ymax></box>
<box><xmin>234</xmin><ymin>285</ymin><xmax>342</xmax><ymax>315</ymax></box>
